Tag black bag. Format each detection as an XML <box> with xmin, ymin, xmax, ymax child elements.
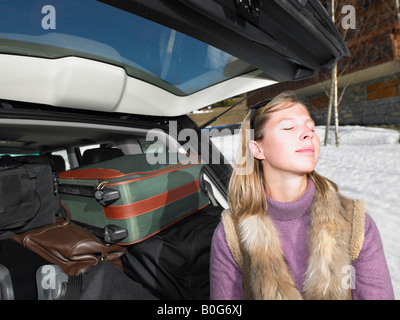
<box><xmin>0</xmin><ymin>160</ymin><xmax>59</xmax><ymax>239</ymax></box>
<box><xmin>122</xmin><ymin>205</ymin><xmax>222</xmax><ymax>300</ymax></box>
<box><xmin>63</xmin><ymin>261</ymin><xmax>158</xmax><ymax>300</ymax></box>
<box><xmin>0</xmin><ymin>239</ymin><xmax>51</xmax><ymax>300</ymax></box>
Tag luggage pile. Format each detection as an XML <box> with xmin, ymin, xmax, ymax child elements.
<box><xmin>0</xmin><ymin>152</ymin><xmax>221</xmax><ymax>300</ymax></box>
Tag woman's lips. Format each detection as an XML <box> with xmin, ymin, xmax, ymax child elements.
<box><xmin>296</xmin><ymin>147</ymin><xmax>314</xmax><ymax>154</ymax></box>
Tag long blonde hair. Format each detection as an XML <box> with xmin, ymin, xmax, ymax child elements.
<box><xmin>228</xmin><ymin>91</ymin><xmax>337</xmax><ymax>219</ymax></box>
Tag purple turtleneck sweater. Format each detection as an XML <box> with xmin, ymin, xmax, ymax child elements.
<box><xmin>210</xmin><ymin>181</ymin><xmax>395</xmax><ymax>300</ymax></box>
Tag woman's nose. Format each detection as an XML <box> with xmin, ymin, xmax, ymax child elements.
<box><xmin>301</xmin><ymin>127</ymin><xmax>314</xmax><ymax>140</ymax></box>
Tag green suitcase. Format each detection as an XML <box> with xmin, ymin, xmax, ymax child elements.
<box><xmin>58</xmin><ymin>153</ymin><xmax>209</xmax><ymax>244</ymax></box>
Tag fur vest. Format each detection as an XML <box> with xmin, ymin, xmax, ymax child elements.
<box><xmin>221</xmin><ymin>188</ymin><xmax>365</xmax><ymax>300</ymax></box>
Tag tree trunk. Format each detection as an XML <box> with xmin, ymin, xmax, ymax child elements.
<box><xmin>324</xmin><ymin>65</ymin><xmax>334</xmax><ymax>146</ymax></box>
<box><xmin>396</xmin><ymin>0</ymin><xmax>400</xmax><ymax>31</ymax></box>
<box><xmin>324</xmin><ymin>0</ymin><xmax>340</xmax><ymax>147</ymax></box>
<box><xmin>333</xmin><ymin>62</ymin><xmax>339</xmax><ymax>146</ymax></box>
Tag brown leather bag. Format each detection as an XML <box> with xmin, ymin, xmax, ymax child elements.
<box><xmin>13</xmin><ymin>201</ymin><xmax>126</xmax><ymax>276</ymax></box>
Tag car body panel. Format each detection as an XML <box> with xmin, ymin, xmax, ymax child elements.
<box><xmin>0</xmin><ymin>0</ymin><xmax>348</xmax><ymax>117</ymax></box>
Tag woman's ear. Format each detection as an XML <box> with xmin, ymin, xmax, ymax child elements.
<box><xmin>249</xmin><ymin>140</ymin><xmax>265</xmax><ymax>160</ymax></box>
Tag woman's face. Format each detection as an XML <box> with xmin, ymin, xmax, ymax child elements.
<box><xmin>250</xmin><ymin>103</ymin><xmax>320</xmax><ymax>179</ymax></box>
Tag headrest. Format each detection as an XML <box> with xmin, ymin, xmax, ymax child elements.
<box><xmin>82</xmin><ymin>147</ymin><xmax>124</xmax><ymax>166</ymax></box>
<box><xmin>49</xmin><ymin>155</ymin><xmax>66</xmax><ymax>173</ymax></box>
<box><xmin>13</xmin><ymin>154</ymin><xmax>65</xmax><ymax>173</ymax></box>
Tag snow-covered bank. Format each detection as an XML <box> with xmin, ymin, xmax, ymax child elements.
<box><xmin>211</xmin><ymin>125</ymin><xmax>400</xmax><ymax>299</ymax></box>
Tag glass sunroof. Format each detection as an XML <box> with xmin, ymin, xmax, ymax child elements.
<box><xmin>0</xmin><ymin>0</ymin><xmax>255</xmax><ymax>95</ymax></box>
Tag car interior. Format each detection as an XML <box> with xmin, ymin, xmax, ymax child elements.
<box><xmin>0</xmin><ymin>100</ymin><xmax>228</xmax><ymax>300</ymax></box>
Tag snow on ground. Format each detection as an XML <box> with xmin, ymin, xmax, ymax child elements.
<box><xmin>211</xmin><ymin>125</ymin><xmax>400</xmax><ymax>299</ymax></box>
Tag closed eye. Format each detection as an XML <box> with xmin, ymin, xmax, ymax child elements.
<box><xmin>283</xmin><ymin>127</ymin><xmax>294</xmax><ymax>130</ymax></box>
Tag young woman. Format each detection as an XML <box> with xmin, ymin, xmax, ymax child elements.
<box><xmin>210</xmin><ymin>91</ymin><xmax>394</xmax><ymax>300</ymax></box>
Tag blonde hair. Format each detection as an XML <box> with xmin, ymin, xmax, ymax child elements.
<box><xmin>228</xmin><ymin>91</ymin><xmax>338</xmax><ymax>219</ymax></box>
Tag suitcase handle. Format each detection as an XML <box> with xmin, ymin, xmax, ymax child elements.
<box><xmin>58</xmin><ymin>183</ymin><xmax>120</xmax><ymax>207</ymax></box>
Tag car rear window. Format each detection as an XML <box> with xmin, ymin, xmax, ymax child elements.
<box><xmin>0</xmin><ymin>0</ymin><xmax>255</xmax><ymax>96</ymax></box>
